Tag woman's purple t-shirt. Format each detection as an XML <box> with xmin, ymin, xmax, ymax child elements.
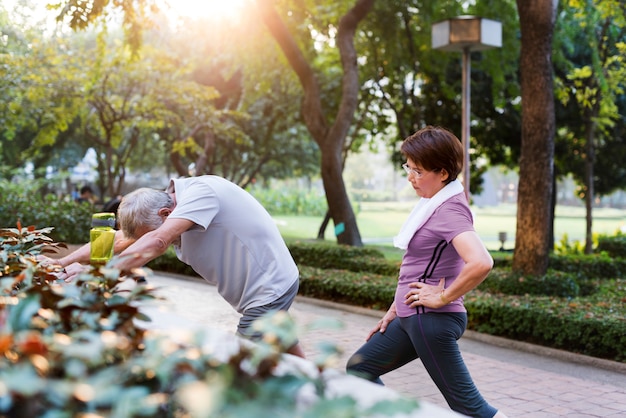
<box><xmin>394</xmin><ymin>194</ymin><xmax>474</xmax><ymax>317</ymax></box>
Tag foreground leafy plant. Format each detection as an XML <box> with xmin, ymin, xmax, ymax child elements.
<box><xmin>0</xmin><ymin>224</ymin><xmax>420</xmax><ymax>417</ymax></box>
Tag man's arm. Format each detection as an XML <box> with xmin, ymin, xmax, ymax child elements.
<box><xmin>112</xmin><ymin>218</ymin><xmax>194</xmax><ymax>271</ymax></box>
<box><xmin>37</xmin><ymin>230</ymin><xmax>136</xmax><ymax>282</ymax></box>
<box><xmin>55</xmin><ymin>230</ymin><xmax>135</xmax><ymax>267</ymax></box>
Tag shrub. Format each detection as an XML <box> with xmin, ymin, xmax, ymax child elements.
<box><xmin>465</xmin><ymin>290</ymin><xmax>626</xmax><ymax>362</ymax></box>
<box><xmin>494</xmin><ymin>251</ymin><xmax>626</xmax><ymax>279</ymax></box>
<box><xmin>549</xmin><ymin>253</ymin><xmax>626</xmax><ymax>279</ymax></box>
<box><xmin>147</xmin><ymin>247</ymin><xmax>199</xmax><ymax>277</ymax></box>
<box><xmin>249</xmin><ymin>187</ymin><xmax>328</xmax><ymax>216</ymax></box>
<box><xmin>298</xmin><ymin>265</ymin><xmax>396</xmax><ymax>311</ymax></box>
<box><xmin>492</xmin><ymin>253</ymin><xmax>513</xmax><ymax>268</ymax></box>
<box><xmin>0</xmin><ymin>177</ymin><xmax>91</xmax><ymax>244</ymax></box>
<box><xmin>287</xmin><ymin>240</ymin><xmax>401</xmax><ymax>276</ymax></box>
<box><xmin>478</xmin><ymin>268</ymin><xmax>583</xmax><ymax>298</ymax></box>
<box><xmin>596</xmin><ymin>233</ymin><xmax>626</xmax><ymax>258</ymax></box>
<box><xmin>350</xmin><ymin>189</ymin><xmax>397</xmax><ymax>202</ymax></box>
<box><xmin>553</xmin><ymin>233</ymin><xmax>587</xmax><ymax>255</ymax></box>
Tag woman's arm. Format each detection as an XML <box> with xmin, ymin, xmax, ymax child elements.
<box><xmin>366</xmin><ymin>302</ymin><xmax>397</xmax><ymax>340</ymax></box>
<box><xmin>406</xmin><ymin>230</ymin><xmax>493</xmax><ymax>308</ymax></box>
<box><xmin>444</xmin><ymin>230</ymin><xmax>493</xmax><ymax>300</ymax></box>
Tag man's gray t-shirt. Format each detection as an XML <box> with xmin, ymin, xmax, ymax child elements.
<box><xmin>166</xmin><ymin>176</ymin><xmax>299</xmax><ymax>313</ymax></box>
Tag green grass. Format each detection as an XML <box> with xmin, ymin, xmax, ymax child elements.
<box><xmin>274</xmin><ymin>202</ymin><xmax>626</xmax><ymax>253</ymax></box>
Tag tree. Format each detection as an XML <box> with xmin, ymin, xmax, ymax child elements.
<box><xmin>156</xmin><ymin>14</ymin><xmax>321</xmax><ymax>188</ymax></box>
<box><xmin>49</xmin><ymin>0</ymin><xmax>159</xmax><ymax>53</ymax></box>
<box><xmin>11</xmin><ymin>2</ymin><xmax>320</xmax><ymax>196</ymax></box>
<box><xmin>0</xmin><ymin>8</ymin><xmax>88</xmax><ymax>178</ymax></box>
<box><xmin>355</xmin><ymin>0</ymin><xmax>522</xmax><ymax>196</ymax></box>
<box><xmin>82</xmin><ymin>37</ymin><xmax>234</xmax><ymax>198</ymax></box>
<box><xmin>512</xmin><ymin>0</ymin><xmax>558</xmax><ymax>275</ymax></box>
<box><xmin>553</xmin><ymin>0</ymin><xmax>626</xmax><ymax>253</ymax></box>
<box><xmin>254</xmin><ymin>0</ymin><xmax>373</xmax><ymax>246</ymax></box>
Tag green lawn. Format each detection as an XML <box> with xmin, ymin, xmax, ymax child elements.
<box><xmin>274</xmin><ymin>202</ymin><xmax>626</xmax><ymax>253</ymax></box>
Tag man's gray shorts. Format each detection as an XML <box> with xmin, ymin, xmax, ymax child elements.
<box><xmin>236</xmin><ymin>279</ymin><xmax>299</xmax><ymax>343</ymax></box>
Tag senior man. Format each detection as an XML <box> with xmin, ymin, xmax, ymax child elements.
<box><xmin>50</xmin><ymin>175</ymin><xmax>304</xmax><ymax>358</ymax></box>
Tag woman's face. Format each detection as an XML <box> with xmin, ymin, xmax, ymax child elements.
<box><xmin>404</xmin><ymin>158</ymin><xmax>448</xmax><ymax>198</ymax></box>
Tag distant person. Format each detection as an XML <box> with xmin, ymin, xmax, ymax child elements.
<box><xmin>74</xmin><ymin>185</ymin><xmax>94</xmax><ymax>205</ymax></box>
<box><xmin>102</xmin><ymin>195</ymin><xmax>123</xmax><ymax>228</ymax></box>
<box><xmin>43</xmin><ymin>175</ymin><xmax>305</xmax><ymax>358</ymax></box>
<box><xmin>346</xmin><ymin>126</ymin><xmax>508</xmax><ymax>418</ymax></box>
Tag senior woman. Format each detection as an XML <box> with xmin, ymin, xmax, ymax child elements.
<box><xmin>346</xmin><ymin>126</ymin><xmax>507</xmax><ymax>418</ymax></box>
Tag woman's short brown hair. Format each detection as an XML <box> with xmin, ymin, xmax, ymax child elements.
<box><xmin>400</xmin><ymin>125</ymin><xmax>463</xmax><ymax>183</ymax></box>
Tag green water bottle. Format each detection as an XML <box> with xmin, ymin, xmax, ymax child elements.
<box><xmin>90</xmin><ymin>212</ymin><xmax>116</xmax><ymax>266</ymax></box>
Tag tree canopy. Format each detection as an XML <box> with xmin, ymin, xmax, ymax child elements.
<box><xmin>1</xmin><ymin>0</ymin><xmax>625</xmax><ymax>262</ymax></box>
<box><xmin>554</xmin><ymin>0</ymin><xmax>626</xmax><ymax>253</ymax></box>
<box><xmin>1</xmin><ymin>0</ymin><xmax>321</xmax><ymax>199</ymax></box>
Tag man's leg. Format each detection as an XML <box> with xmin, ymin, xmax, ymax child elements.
<box><xmin>238</xmin><ymin>280</ymin><xmax>305</xmax><ymax>358</ymax></box>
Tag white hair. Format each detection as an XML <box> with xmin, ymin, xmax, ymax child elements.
<box><xmin>118</xmin><ymin>188</ymin><xmax>173</xmax><ymax>239</ymax></box>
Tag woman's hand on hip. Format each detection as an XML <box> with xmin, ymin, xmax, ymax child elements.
<box><xmin>404</xmin><ymin>278</ymin><xmax>445</xmax><ymax>308</ymax></box>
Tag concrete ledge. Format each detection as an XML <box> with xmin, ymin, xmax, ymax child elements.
<box><xmin>462</xmin><ymin>328</ymin><xmax>626</xmax><ymax>374</ymax></box>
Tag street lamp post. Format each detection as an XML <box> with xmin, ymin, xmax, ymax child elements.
<box><xmin>431</xmin><ymin>16</ymin><xmax>502</xmax><ymax>199</ymax></box>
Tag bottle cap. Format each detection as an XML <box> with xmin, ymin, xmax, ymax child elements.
<box><xmin>92</xmin><ymin>212</ymin><xmax>116</xmax><ymax>228</ymax></box>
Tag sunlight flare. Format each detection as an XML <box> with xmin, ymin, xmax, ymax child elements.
<box><xmin>164</xmin><ymin>0</ymin><xmax>249</xmax><ymax>21</ymax></box>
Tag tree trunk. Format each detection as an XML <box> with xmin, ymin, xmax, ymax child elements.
<box><xmin>170</xmin><ymin>152</ymin><xmax>188</xmax><ymax>177</ymax></box>
<box><xmin>195</xmin><ymin>129</ymin><xmax>216</xmax><ymax>176</ymax></box>
<box><xmin>256</xmin><ymin>0</ymin><xmax>373</xmax><ymax>246</ymax></box>
<box><xmin>584</xmin><ymin>117</ymin><xmax>597</xmax><ymax>254</ymax></box>
<box><xmin>317</xmin><ymin>211</ymin><xmax>331</xmax><ymax>240</ymax></box>
<box><xmin>512</xmin><ymin>0</ymin><xmax>558</xmax><ymax>275</ymax></box>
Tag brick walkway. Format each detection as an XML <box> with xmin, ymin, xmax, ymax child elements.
<box><xmin>143</xmin><ymin>273</ymin><xmax>626</xmax><ymax>418</ymax></box>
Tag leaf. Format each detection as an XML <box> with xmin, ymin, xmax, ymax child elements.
<box><xmin>365</xmin><ymin>398</ymin><xmax>419</xmax><ymax>415</ymax></box>
<box><xmin>8</xmin><ymin>294</ymin><xmax>41</xmax><ymax>332</ymax></box>
<box><xmin>0</xmin><ymin>363</ymin><xmax>46</xmax><ymax>396</ymax></box>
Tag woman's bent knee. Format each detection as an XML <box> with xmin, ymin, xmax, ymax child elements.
<box><xmin>346</xmin><ymin>354</ymin><xmax>383</xmax><ymax>385</ymax></box>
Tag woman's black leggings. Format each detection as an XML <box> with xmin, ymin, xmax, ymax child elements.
<box><xmin>346</xmin><ymin>312</ymin><xmax>498</xmax><ymax>418</ymax></box>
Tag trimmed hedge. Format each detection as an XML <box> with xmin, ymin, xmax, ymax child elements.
<box><xmin>297</xmin><ymin>265</ymin><xmax>396</xmax><ymax>311</ymax></box>
<box><xmin>287</xmin><ymin>240</ymin><xmax>401</xmax><ymax>276</ymax></box>
<box><xmin>549</xmin><ymin>253</ymin><xmax>626</xmax><ymax>279</ymax></box>
<box><xmin>146</xmin><ymin>248</ymin><xmax>198</xmax><ymax>277</ymax></box>
<box><xmin>147</xmin><ymin>240</ymin><xmax>626</xmax><ymax>363</ymax></box>
<box><xmin>476</xmin><ymin>268</ymin><xmax>585</xmax><ymax>298</ymax></box>
<box><xmin>487</xmin><ymin>252</ymin><xmax>626</xmax><ymax>280</ymax></box>
<box><xmin>466</xmin><ymin>291</ymin><xmax>626</xmax><ymax>362</ymax></box>
<box><xmin>597</xmin><ymin>233</ymin><xmax>626</xmax><ymax>258</ymax></box>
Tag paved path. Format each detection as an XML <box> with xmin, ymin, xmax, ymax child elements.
<box><xmin>141</xmin><ymin>273</ymin><xmax>626</xmax><ymax>418</ymax></box>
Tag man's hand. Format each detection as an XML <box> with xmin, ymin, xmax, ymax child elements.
<box><xmin>58</xmin><ymin>262</ymin><xmax>89</xmax><ymax>282</ymax></box>
<box><xmin>37</xmin><ymin>255</ymin><xmax>89</xmax><ymax>282</ymax></box>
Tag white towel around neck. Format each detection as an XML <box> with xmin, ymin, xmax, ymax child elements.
<box><xmin>393</xmin><ymin>179</ymin><xmax>465</xmax><ymax>250</ymax></box>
